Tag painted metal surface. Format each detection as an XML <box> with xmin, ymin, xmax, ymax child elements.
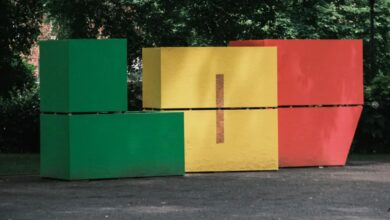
<box><xmin>142</xmin><ymin>47</ymin><xmax>277</xmax><ymax>109</ymax></box>
<box><xmin>40</xmin><ymin>112</ymin><xmax>185</xmax><ymax>180</ymax></box>
<box><xmin>184</xmin><ymin>109</ymin><xmax>278</xmax><ymax>172</ymax></box>
<box><xmin>229</xmin><ymin>39</ymin><xmax>363</xmax><ymax>105</ymax></box>
<box><xmin>39</xmin><ymin>39</ymin><xmax>128</xmax><ymax>112</ymax></box>
<box><xmin>278</xmin><ymin>106</ymin><xmax>362</xmax><ymax>167</ymax></box>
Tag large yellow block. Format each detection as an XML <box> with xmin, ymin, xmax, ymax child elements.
<box><xmin>184</xmin><ymin>109</ymin><xmax>278</xmax><ymax>172</ymax></box>
<box><xmin>142</xmin><ymin>47</ymin><xmax>277</xmax><ymax>109</ymax></box>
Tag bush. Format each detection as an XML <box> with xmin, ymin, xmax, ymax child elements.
<box><xmin>128</xmin><ymin>80</ymin><xmax>142</xmax><ymax>111</ymax></box>
<box><xmin>0</xmin><ymin>84</ymin><xmax>40</xmax><ymax>153</ymax></box>
<box><xmin>352</xmin><ymin>74</ymin><xmax>390</xmax><ymax>153</ymax></box>
<box><xmin>0</xmin><ymin>58</ymin><xmax>36</xmax><ymax>97</ymax></box>
<box><xmin>127</xmin><ymin>64</ymin><xmax>142</xmax><ymax>111</ymax></box>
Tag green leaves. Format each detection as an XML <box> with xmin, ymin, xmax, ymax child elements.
<box><xmin>0</xmin><ymin>0</ymin><xmax>43</xmax><ymax>97</ymax></box>
<box><xmin>0</xmin><ymin>84</ymin><xmax>40</xmax><ymax>153</ymax></box>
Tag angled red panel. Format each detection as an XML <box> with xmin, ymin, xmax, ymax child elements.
<box><xmin>229</xmin><ymin>40</ymin><xmax>364</xmax><ymax>105</ymax></box>
<box><xmin>278</xmin><ymin>106</ymin><xmax>362</xmax><ymax>167</ymax></box>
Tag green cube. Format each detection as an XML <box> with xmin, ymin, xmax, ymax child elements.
<box><xmin>40</xmin><ymin>112</ymin><xmax>184</xmax><ymax>180</ymax></box>
<box><xmin>39</xmin><ymin>39</ymin><xmax>128</xmax><ymax>113</ymax></box>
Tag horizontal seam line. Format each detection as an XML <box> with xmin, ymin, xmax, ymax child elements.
<box><xmin>143</xmin><ymin>104</ymin><xmax>363</xmax><ymax>111</ymax></box>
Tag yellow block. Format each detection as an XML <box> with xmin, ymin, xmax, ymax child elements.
<box><xmin>142</xmin><ymin>47</ymin><xmax>277</xmax><ymax>108</ymax></box>
<box><xmin>184</xmin><ymin>109</ymin><xmax>278</xmax><ymax>172</ymax></box>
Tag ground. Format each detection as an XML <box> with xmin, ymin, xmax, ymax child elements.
<box><xmin>0</xmin><ymin>155</ymin><xmax>389</xmax><ymax>219</ymax></box>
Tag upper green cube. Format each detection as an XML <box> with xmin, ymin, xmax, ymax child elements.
<box><xmin>39</xmin><ymin>39</ymin><xmax>128</xmax><ymax>112</ymax></box>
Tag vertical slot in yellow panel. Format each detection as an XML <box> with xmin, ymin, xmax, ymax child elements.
<box><xmin>142</xmin><ymin>47</ymin><xmax>277</xmax><ymax>109</ymax></box>
<box><xmin>184</xmin><ymin>109</ymin><xmax>278</xmax><ymax>172</ymax></box>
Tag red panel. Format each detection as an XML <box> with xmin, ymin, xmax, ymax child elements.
<box><xmin>278</xmin><ymin>106</ymin><xmax>362</xmax><ymax>167</ymax></box>
<box><xmin>229</xmin><ymin>40</ymin><xmax>364</xmax><ymax>105</ymax></box>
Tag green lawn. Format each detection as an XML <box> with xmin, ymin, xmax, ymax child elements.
<box><xmin>0</xmin><ymin>154</ymin><xmax>39</xmax><ymax>176</ymax></box>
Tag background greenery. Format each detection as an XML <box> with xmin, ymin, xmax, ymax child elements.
<box><xmin>0</xmin><ymin>0</ymin><xmax>389</xmax><ymax>153</ymax></box>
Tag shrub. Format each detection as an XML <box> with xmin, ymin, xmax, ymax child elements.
<box><xmin>0</xmin><ymin>84</ymin><xmax>40</xmax><ymax>153</ymax></box>
<box><xmin>127</xmin><ymin>65</ymin><xmax>142</xmax><ymax>111</ymax></box>
<box><xmin>353</xmin><ymin>74</ymin><xmax>390</xmax><ymax>153</ymax></box>
<box><xmin>128</xmin><ymin>80</ymin><xmax>142</xmax><ymax>111</ymax></box>
<box><xmin>0</xmin><ymin>58</ymin><xmax>36</xmax><ymax>97</ymax></box>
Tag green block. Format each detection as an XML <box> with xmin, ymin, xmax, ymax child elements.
<box><xmin>39</xmin><ymin>39</ymin><xmax>128</xmax><ymax>112</ymax></box>
<box><xmin>40</xmin><ymin>112</ymin><xmax>184</xmax><ymax>180</ymax></box>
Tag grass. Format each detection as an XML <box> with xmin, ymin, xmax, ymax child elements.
<box><xmin>0</xmin><ymin>154</ymin><xmax>39</xmax><ymax>176</ymax></box>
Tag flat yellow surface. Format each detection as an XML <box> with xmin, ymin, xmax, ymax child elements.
<box><xmin>142</xmin><ymin>47</ymin><xmax>277</xmax><ymax>108</ymax></box>
<box><xmin>184</xmin><ymin>109</ymin><xmax>278</xmax><ymax>172</ymax></box>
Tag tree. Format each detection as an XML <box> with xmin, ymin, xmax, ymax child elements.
<box><xmin>0</xmin><ymin>0</ymin><xmax>44</xmax><ymax>97</ymax></box>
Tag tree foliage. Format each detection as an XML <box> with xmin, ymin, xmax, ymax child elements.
<box><xmin>0</xmin><ymin>84</ymin><xmax>40</xmax><ymax>153</ymax></box>
<box><xmin>0</xmin><ymin>0</ymin><xmax>44</xmax><ymax>97</ymax></box>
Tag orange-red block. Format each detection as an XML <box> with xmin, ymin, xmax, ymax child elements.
<box><xmin>230</xmin><ymin>39</ymin><xmax>363</xmax><ymax>167</ymax></box>
<box><xmin>229</xmin><ymin>39</ymin><xmax>363</xmax><ymax>105</ymax></box>
<box><xmin>278</xmin><ymin>106</ymin><xmax>362</xmax><ymax>167</ymax></box>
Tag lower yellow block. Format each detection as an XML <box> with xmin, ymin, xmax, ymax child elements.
<box><xmin>184</xmin><ymin>109</ymin><xmax>278</xmax><ymax>172</ymax></box>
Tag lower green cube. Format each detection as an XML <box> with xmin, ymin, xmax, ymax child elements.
<box><xmin>40</xmin><ymin>112</ymin><xmax>184</xmax><ymax>180</ymax></box>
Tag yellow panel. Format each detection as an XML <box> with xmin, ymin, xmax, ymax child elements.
<box><xmin>184</xmin><ymin>109</ymin><xmax>278</xmax><ymax>172</ymax></box>
<box><xmin>142</xmin><ymin>47</ymin><xmax>277</xmax><ymax>108</ymax></box>
<box><xmin>142</xmin><ymin>48</ymin><xmax>161</xmax><ymax>108</ymax></box>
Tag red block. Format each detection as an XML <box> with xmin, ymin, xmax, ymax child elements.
<box><xmin>278</xmin><ymin>106</ymin><xmax>362</xmax><ymax>167</ymax></box>
<box><xmin>229</xmin><ymin>40</ymin><xmax>363</xmax><ymax>105</ymax></box>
